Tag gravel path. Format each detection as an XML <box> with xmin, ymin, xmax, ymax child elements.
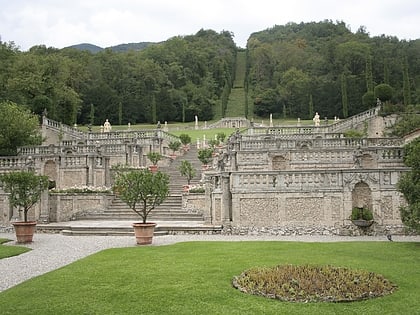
<box><xmin>1</xmin><ymin>232</ymin><xmax>419</xmax><ymax>292</ymax></box>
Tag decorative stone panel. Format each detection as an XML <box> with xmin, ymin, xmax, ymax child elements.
<box><xmin>381</xmin><ymin>196</ymin><xmax>394</xmax><ymax>220</ymax></box>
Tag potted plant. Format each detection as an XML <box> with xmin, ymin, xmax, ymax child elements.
<box><xmin>0</xmin><ymin>170</ymin><xmax>49</xmax><ymax>243</ymax></box>
<box><xmin>351</xmin><ymin>206</ymin><xmax>374</xmax><ymax>227</ymax></box>
<box><xmin>147</xmin><ymin>151</ymin><xmax>162</xmax><ymax>172</ymax></box>
<box><xmin>216</xmin><ymin>132</ymin><xmax>226</xmax><ymax>145</ymax></box>
<box><xmin>179</xmin><ymin>133</ymin><xmax>192</xmax><ymax>151</ymax></box>
<box><xmin>112</xmin><ymin>169</ymin><xmax>169</xmax><ymax>245</ymax></box>
<box><xmin>179</xmin><ymin>160</ymin><xmax>196</xmax><ymax>192</ymax></box>
<box><xmin>198</xmin><ymin>148</ymin><xmax>214</xmax><ymax>170</ymax></box>
<box><xmin>168</xmin><ymin>141</ymin><xmax>181</xmax><ymax>159</ymax></box>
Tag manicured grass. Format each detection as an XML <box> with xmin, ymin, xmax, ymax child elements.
<box><xmin>0</xmin><ymin>241</ymin><xmax>418</xmax><ymax>314</ymax></box>
<box><xmin>0</xmin><ymin>238</ymin><xmax>31</xmax><ymax>259</ymax></box>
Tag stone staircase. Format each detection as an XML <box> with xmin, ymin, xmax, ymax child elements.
<box><xmin>72</xmin><ymin>145</ymin><xmax>205</xmax><ymax>221</ymax></box>
<box><xmin>161</xmin><ymin>145</ymin><xmax>204</xmax><ymax>194</ymax></box>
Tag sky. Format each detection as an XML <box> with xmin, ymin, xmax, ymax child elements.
<box><xmin>1</xmin><ymin>0</ymin><xmax>420</xmax><ymax>51</ymax></box>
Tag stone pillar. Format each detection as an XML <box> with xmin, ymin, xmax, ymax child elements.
<box><xmin>87</xmin><ymin>156</ymin><xmax>95</xmax><ymax>186</ymax></box>
<box><xmin>204</xmin><ymin>174</ymin><xmax>213</xmax><ymax>224</ymax></box>
<box><xmin>38</xmin><ymin>190</ymin><xmax>50</xmax><ymax>223</ymax></box>
<box><xmin>104</xmin><ymin>157</ymin><xmax>111</xmax><ymax>187</ymax></box>
<box><xmin>221</xmin><ymin>173</ymin><xmax>232</xmax><ymax>224</ymax></box>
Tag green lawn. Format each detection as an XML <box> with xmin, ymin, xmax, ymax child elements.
<box><xmin>0</xmin><ymin>238</ymin><xmax>31</xmax><ymax>259</ymax></box>
<box><xmin>0</xmin><ymin>241</ymin><xmax>418</xmax><ymax>315</ymax></box>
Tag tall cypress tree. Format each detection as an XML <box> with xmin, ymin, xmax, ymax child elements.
<box><xmin>308</xmin><ymin>94</ymin><xmax>314</xmax><ymax>119</ymax></box>
<box><xmin>341</xmin><ymin>73</ymin><xmax>349</xmax><ymax>118</ymax></box>
<box><xmin>402</xmin><ymin>56</ymin><xmax>411</xmax><ymax>106</ymax></box>
<box><xmin>365</xmin><ymin>53</ymin><xmax>373</xmax><ymax>92</ymax></box>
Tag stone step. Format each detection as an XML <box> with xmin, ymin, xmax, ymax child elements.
<box><xmin>81</xmin><ymin>213</ymin><xmax>204</xmax><ymax>221</ymax></box>
<box><xmin>37</xmin><ymin>221</ymin><xmax>222</xmax><ymax>236</ymax></box>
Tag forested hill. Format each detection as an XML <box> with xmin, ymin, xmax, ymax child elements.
<box><xmin>246</xmin><ymin>21</ymin><xmax>420</xmax><ymax>119</ymax></box>
<box><xmin>66</xmin><ymin>42</ymin><xmax>157</xmax><ymax>53</ymax></box>
<box><xmin>0</xmin><ymin>21</ymin><xmax>419</xmax><ymax>127</ymax></box>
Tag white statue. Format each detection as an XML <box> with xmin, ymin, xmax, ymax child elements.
<box><xmin>313</xmin><ymin>112</ymin><xmax>320</xmax><ymax>127</ymax></box>
<box><xmin>103</xmin><ymin>119</ymin><xmax>111</xmax><ymax>132</ymax></box>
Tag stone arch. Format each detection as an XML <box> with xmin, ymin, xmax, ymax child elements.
<box><xmin>351</xmin><ymin>181</ymin><xmax>372</xmax><ymax>209</ymax></box>
<box><xmin>272</xmin><ymin>155</ymin><xmax>288</xmax><ymax>170</ymax></box>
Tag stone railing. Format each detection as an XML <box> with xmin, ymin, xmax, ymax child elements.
<box><xmin>42</xmin><ymin>116</ymin><xmax>86</xmax><ymax>140</ymax></box>
<box><xmin>244</xmin><ymin>106</ymin><xmax>380</xmax><ymax>137</ymax></box>
<box><xmin>238</xmin><ymin>137</ymin><xmax>404</xmax><ymax>151</ymax></box>
<box><xmin>229</xmin><ymin>168</ymin><xmax>407</xmax><ymax>193</ymax></box>
<box><xmin>326</xmin><ymin>106</ymin><xmax>380</xmax><ymax>133</ymax></box>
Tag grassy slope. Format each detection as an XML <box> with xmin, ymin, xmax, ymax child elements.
<box><xmin>0</xmin><ymin>241</ymin><xmax>418</xmax><ymax>315</ymax></box>
<box><xmin>224</xmin><ymin>51</ymin><xmax>247</xmax><ymax>117</ymax></box>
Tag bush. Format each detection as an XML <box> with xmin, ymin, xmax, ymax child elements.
<box><xmin>198</xmin><ymin>148</ymin><xmax>213</xmax><ymax>165</ymax></box>
<box><xmin>147</xmin><ymin>152</ymin><xmax>163</xmax><ymax>165</ymax></box>
<box><xmin>351</xmin><ymin>207</ymin><xmax>373</xmax><ymax>221</ymax></box>
<box><xmin>179</xmin><ymin>134</ymin><xmax>192</xmax><ymax>146</ymax></box>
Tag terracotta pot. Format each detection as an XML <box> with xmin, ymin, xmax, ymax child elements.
<box><xmin>149</xmin><ymin>165</ymin><xmax>158</xmax><ymax>173</ymax></box>
<box><xmin>132</xmin><ymin>222</ymin><xmax>157</xmax><ymax>245</ymax></box>
<box><xmin>12</xmin><ymin>221</ymin><xmax>37</xmax><ymax>243</ymax></box>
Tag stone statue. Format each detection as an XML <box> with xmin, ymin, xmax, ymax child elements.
<box><xmin>313</xmin><ymin>112</ymin><xmax>320</xmax><ymax>126</ymax></box>
<box><xmin>103</xmin><ymin>119</ymin><xmax>111</xmax><ymax>132</ymax></box>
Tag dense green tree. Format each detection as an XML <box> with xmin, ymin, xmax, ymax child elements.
<box><xmin>374</xmin><ymin>83</ymin><xmax>393</xmax><ymax>102</ymax></box>
<box><xmin>398</xmin><ymin>138</ymin><xmax>420</xmax><ymax>232</ymax></box>
<box><xmin>0</xmin><ymin>101</ymin><xmax>42</xmax><ymax>156</ymax></box>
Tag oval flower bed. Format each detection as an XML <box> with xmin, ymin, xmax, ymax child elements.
<box><xmin>232</xmin><ymin>264</ymin><xmax>397</xmax><ymax>303</ymax></box>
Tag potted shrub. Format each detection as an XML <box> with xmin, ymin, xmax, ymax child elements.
<box><xmin>351</xmin><ymin>206</ymin><xmax>374</xmax><ymax>227</ymax></box>
<box><xmin>179</xmin><ymin>133</ymin><xmax>192</xmax><ymax>151</ymax></box>
<box><xmin>198</xmin><ymin>148</ymin><xmax>214</xmax><ymax>169</ymax></box>
<box><xmin>168</xmin><ymin>141</ymin><xmax>181</xmax><ymax>159</ymax></box>
<box><xmin>179</xmin><ymin>160</ymin><xmax>196</xmax><ymax>191</ymax></box>
<box><xmin>147</xmin><ymin>151</ymin><xmax>162</xmax><ymax>172</ymax></box>
<box><xmin>216</xmin><ymin>132</ymin><xmax>226</xmax><ymax>145</ymax></box>
<box><xmin>0</xmin><ymin>170</ymin><xmax>49</xmax><ymax>243</ymax></box>
<box><xmin>112</xmin><ymin>169</ymin><xmax>169</xmax><ymax>245</ymax></box>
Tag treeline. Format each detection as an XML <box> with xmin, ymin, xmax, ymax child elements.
<box><xmin>1</xmin><ymin>21</ymin><xmax>419</xmax><ymax>126</ymax></box>
<box><xmin>246</xmin><ymin>20</ymin><xmax>420</xmax><ymax>119</ymax></box>
<box><xmin>0</xmin><ymin>29</ymin><xmax>236</xmax><ymax>126</ymax></box>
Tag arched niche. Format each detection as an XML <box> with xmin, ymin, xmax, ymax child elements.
<box><xmin>43</xmin><ymin>159</ymin><xmax>58</xmax><ymax>187</ymax></box>
<box><xmin>351</xmin><ymin>181</ymin><xmax>372</xmax><ymax>209</ymax></box>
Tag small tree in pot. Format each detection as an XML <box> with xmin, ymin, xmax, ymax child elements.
<box><xmin>179</xmin><ymin>133</ymin><xmax>192</xmax><ymax>151</ymax></box>
<box><xmin>147</xmin><ymin>151</ymin><xmax>163</xmax><ymax>172</ymax></box>
<box><xmin>112</xmin><ymin>169</ymin><xmax>169</xmax><ymax>245</ymax></box>
<box><xmin>198</xmin><ymin>148</ymin><xmax>214</xmax><ymax>169</ymax></box>
<box><xmin>168</xmin><ymin>141</ymin><xmax>181</xmax><ymax>159</ymax></box>
<box><xmin>179</xmin><ymin>160</ymin><xmax>196</xmax><ymax>191</ymax></box>
<box><xmin>0</xmin><ymin>170</ymin><xmax>49</xmax><ymax>243</ymax></box>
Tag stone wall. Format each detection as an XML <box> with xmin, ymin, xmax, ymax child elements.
<box><xmin>204</xmin><ymin>168</ymin><xmax>408</xmax><ymax>236</ymax></box>
<box><xmin>48</xmin><ymin>193</ymin><xmax>113</xmax><ymax>222</ymax></box>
